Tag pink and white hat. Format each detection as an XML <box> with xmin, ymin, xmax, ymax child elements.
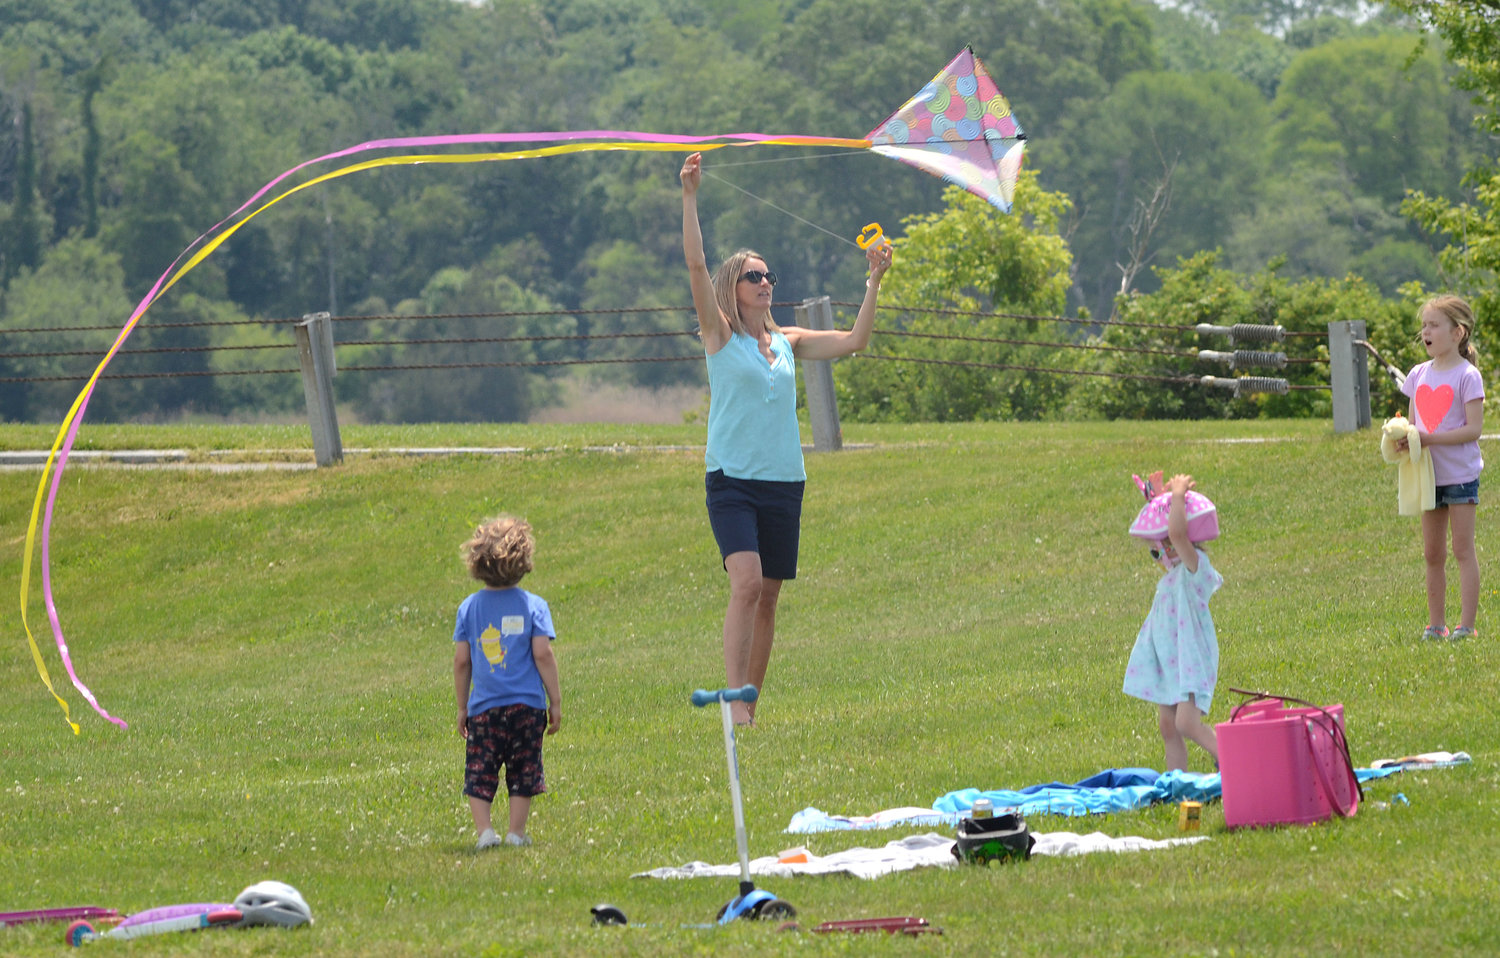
<box><xmin>1129</xmin><ymin>472</ymin><xmax>1219</xmax><ymax>543</ymax></box>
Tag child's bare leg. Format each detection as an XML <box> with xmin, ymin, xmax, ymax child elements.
<box><xmin>1175</xmin><ymin>697</ymin><xmax>1219</xmax><ymax>765</ymax></box>
<box><xmin>1421</xmin><ymin>507</ymin><xmax>1450</xmax><ymax>629</ymax></box>
<box><xmin>506</xmin><ymin>795</ymin><xmax>532</xmax><ymax>838</ymax></box>
<box><xmin>468</xmin><ymin>795</ymin><xmax>493</xmax><ymax>837</ymax></box>
<box><xmin>1449</xmin><ymin>504</ymin><xmax>1479</xmax><ymax>630</ymax></box>
<box><xmin>1158</xmin><ymin>705</ymin><xmax>1187</xmax><ymax>771</ymax></box>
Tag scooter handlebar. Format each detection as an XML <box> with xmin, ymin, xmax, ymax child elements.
<box><xmin>691</xmin><ymin>685</ymin><xmax>759</xmax><ymax>707</ymax></box>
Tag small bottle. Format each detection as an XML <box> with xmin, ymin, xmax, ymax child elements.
<box><xmin>972</xmin><ymin>798</ymin><xmax>993</xmax><ymax>820</ymax></box>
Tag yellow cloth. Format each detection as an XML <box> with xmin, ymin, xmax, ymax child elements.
<box><xmin>1380</xmin><ymin>416</ymin><xmax>1435</xmax><ymax>515</ymax></box>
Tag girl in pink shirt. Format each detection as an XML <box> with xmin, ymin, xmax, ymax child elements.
<box><xmin>1398</xmin><ymin>295</ymin><xmax>1485</xmax><ymax>640</ymax></box>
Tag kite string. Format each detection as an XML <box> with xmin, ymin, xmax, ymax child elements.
<box><xmin>701</xmin><ymin>170</ymin><xmax>863</xmax><ymax>249</ymax></box>
<box><xmin>705</xmin><ymin>149</ymin><xmax>873</xmax><ymax>168</ymax></box>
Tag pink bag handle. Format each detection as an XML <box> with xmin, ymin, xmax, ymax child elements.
<box><xmin>1303</xmin><ymin>714</ymin><xmax>1360</xmax><ymax>818</ymax></box>
<box><xmin>1227</xmin><ymin>687</ymin><xmax>1364</xmax><ymax>814</ymax></box>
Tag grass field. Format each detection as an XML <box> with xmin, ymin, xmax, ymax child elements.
<box><xmin>1</xmin><ymin>420</ymin><xmax>1495</xmax><ymax>956</ymax></box>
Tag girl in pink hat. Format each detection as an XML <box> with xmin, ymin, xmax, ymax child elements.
<box><xmin>1122</xmin><ymin>472</ymin><xmax>1221</xmax><ymax>771</ymax></box>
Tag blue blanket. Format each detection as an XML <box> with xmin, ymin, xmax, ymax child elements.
<box><xmin>784</xmin><ymin>765</ymin><xmax>1403</xmax><ymax>834</ymax></box>
<box><xmin>934</xmin><ymin>768</ymin><xmax>1221</xmax><ymax>818</ymax></box>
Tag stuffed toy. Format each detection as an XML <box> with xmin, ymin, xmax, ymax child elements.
<box><xmin>1379</xmin><ymin>415</ymin><xmax>1435</xmax><ymax>515</ymax></box>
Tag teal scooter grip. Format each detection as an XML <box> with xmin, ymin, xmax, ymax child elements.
<box><xmin>691</xmin><ymin>685</ymin><xmax>759</xmax><ymax>707</ymax></box>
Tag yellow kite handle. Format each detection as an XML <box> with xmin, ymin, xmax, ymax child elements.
<box><xmin>855</xmin><ymin>222</ymin><xmax>885</xmax><ymax>249</ymax></box>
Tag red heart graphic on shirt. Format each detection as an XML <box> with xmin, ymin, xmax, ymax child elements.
<box><xmin>1415</xmin><ymin>383</ymin><xmax>1454</xmax><ymax>433</ymax></box>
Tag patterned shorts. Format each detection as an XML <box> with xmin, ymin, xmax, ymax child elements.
<box><xmin>464</xmin><ymin>704</ymin><xmax>548</xmax><ymax>802</ymax></box>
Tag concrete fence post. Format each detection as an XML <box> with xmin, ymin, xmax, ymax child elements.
<box><xmin>1328</xmin><ymin>320</ymin><xmax>1371</xmax><ymax>433</ymax></box>
<box><xmin>295</xmin><ymin>311</ymin><xmax>343</xmax><ymax>466</ymax></box>
<box><xmin>795</xmin><ymin>296</ymin><xmax>843</xmax><ymax>452</ymax></box>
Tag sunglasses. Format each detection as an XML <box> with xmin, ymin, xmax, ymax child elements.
<box><xmin>738</xmin><ymin>269</ymin><xmax>778</xmax><ymax>286</ymax></box>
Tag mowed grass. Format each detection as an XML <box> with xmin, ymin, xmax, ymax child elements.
<box><xmin>1</xmin><ymin>420</ymin><xmax>1495</xmax><ymax>957</ymax></box>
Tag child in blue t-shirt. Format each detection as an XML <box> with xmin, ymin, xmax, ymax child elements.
<box><xmin>453</xmin><ymin>516</ymin><xmax>561</xmax><ymax>849</ymax></box>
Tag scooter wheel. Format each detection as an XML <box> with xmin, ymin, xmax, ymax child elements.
<box><xmin>756</xmin><ymin>899</ymin><xmax>797</xmax><ymax>921</ymax></box>
<box><xmin>64</xmin><ymin>920</ymin><xmax>95</xmax><ymax>947</ymax></box>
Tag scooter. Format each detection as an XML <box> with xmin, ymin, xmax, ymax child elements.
<box><xmin>690</xmin><ymin>684</ymin><xmax>796</xmax><ymax>924</ymax></box>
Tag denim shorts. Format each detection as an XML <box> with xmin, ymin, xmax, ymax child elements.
<box><xmin>1435</xmin><ymin>478</ymin><xmax>1480</xmax><ymax>507</ymax></box>
<box><xmin>705</xmin><ymin>470</ymin><xmax>804</xmax><ymax>580</ymax></box>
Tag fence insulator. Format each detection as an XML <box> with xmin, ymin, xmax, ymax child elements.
<box><xmin>1235</xmin><ymin>376</ymin><xmax>1289</xmax><ymax>395</ymax></box>
<box><xmin>1231</xmin><ymin>349</ymin><xmax>1287</xmax><ymax>370</ymax></box>
<box><xmin>1231</xmin><ymin>323</ymin><xmax>1285</xmax><ymax>344</ymax></box>
<box><xmin>1197</xmin><ymin>349</ymin><xmax>1285</xmax><ymax>370</ymax></box>
<box><xmin>1194</xmin><ymin>323</ymin><xmax>1286</xmax><ymax>344</ymax></box>
<box><xmin>1200</xmin><ymin>375</ymin><xmax>1290</xmax><ymax>398</ymax></box>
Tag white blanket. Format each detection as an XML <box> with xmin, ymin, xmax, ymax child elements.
<box><xmin>1370</xmin><ymin>750</ymin><xmax>1471</xmax><ymax>769</ymax></box>
<box><xmin>633</xmin><ymin>831</ymin><xmax>1208</xmax><ymax>881</ymax></box>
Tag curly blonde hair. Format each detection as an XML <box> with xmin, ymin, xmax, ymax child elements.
<box><xmin>462</xmin><ymin>516</ymin><xmax>535</xmax><ymax>588</ymax></box>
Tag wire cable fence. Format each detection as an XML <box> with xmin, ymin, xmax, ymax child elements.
<box><xmin>0</xmin><ymin>302</ymin><xmax>1331</xmax><ymax>391</ymax></box>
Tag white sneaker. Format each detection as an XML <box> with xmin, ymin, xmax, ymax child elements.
<box><xmin>476</xmin><ymin>828</ymin><xmax>501</xmax><ymax>850</ymax></box>
<box><xmin>503</xmin><ymin>832</ymin><xmax>532</xmax><ymax>847</ymax></box>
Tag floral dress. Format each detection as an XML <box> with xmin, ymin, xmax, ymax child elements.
<box><xmin>1122</xmin><ymin>549</ymin><xmax>1222</xmax><ymax>713</ymax></box>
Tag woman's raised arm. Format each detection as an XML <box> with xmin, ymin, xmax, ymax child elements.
<box><xmin>681</xmin><ymin>153</ymin><xmax>728</xmax><ymax>353</ymax></box>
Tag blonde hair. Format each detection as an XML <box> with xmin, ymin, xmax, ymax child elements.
<box><xmin>462</xmin><ymin>516</ymin><xmax>535</xmax><ymax>588</ymax></box>
<box><xmin>711</xmin><ymin>249</ymin><xmax>779</xmax><ymax>337</ymax></box>
<box><xmin>1421</xmin><ymin>294</ymin><xmax>1478</xmax><ymax>365</ymax></box>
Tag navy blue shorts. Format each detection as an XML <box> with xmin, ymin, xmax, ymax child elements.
<box><xmin>705</xmin><ymin>470</ymin><xmax>804</xmax><ymax>581</ymax></box>
<box><xmin>1435</xmin><ymin>478</ymin><xmax>1480</xmax><ymax>507</ymax></box>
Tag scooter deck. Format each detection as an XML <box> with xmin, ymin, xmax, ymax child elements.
<box><xmin>812</xmin><ymin>916</ymin><xmax>940</xmax><ymax>935</ymax></box>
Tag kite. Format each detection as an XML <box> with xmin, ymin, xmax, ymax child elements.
<box><xmin>866</xmin><ymin>46</ymin><xmax>1027</xmax><ymax>213</ymax></box>
<box><xmin>19</xmin><ymin>46</ymin><xmax>1025</xmax><ymax>733</ymax></box>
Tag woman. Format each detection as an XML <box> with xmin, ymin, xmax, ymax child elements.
<box><xmin>680</xmin><ymin>151</ymin><xmax>893</xmax><ymax>725</ymax></box>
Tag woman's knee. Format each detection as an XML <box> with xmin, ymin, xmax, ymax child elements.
<box><xmin>725</xmin><ymin>556</ymin><xmax>764</xmax><ymax>602</ymax></box>
<box><xmin>757</xmin><ymin>577</ymin><xmax>783</xmax><ymax>607</ymax></box>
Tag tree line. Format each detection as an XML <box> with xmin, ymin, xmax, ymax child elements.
<box><xmin>0</xmin><ymin>0</ymin><xmax>1490</xmax><ymax>423</ymax></box>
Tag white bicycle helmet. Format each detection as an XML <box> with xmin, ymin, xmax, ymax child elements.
<box><xmin>232</xmin><ymin>880</ymin><xmax>313</xmax><ymax>928</ymax></box>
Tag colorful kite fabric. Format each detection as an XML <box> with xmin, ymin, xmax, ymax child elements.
<box><xmin>21</xmin><ymin>49</ymin><xmax>1026</xmax><ymax>733</ymax></box>
<box><xmin>866</xmin><ymin>45</ymin><xmax>1026</xmax><ymax>213</ymax></box>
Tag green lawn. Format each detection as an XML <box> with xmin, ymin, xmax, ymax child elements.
<box><xmin>1</xmin><ymin>421</ymin><xmax>1494</xmax><ymax>956</ymax></box>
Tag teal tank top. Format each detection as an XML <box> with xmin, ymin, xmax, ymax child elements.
<box><xmin>704</xmin><ymin>331</ymin><xmax>805</xmax><ymax>481</ymax></box>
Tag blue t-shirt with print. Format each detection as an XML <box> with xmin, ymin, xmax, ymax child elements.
<box><xmin>453</xmin><ymin>587</ymin><xmax>555</xmax><ymax>714</ymax></box>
